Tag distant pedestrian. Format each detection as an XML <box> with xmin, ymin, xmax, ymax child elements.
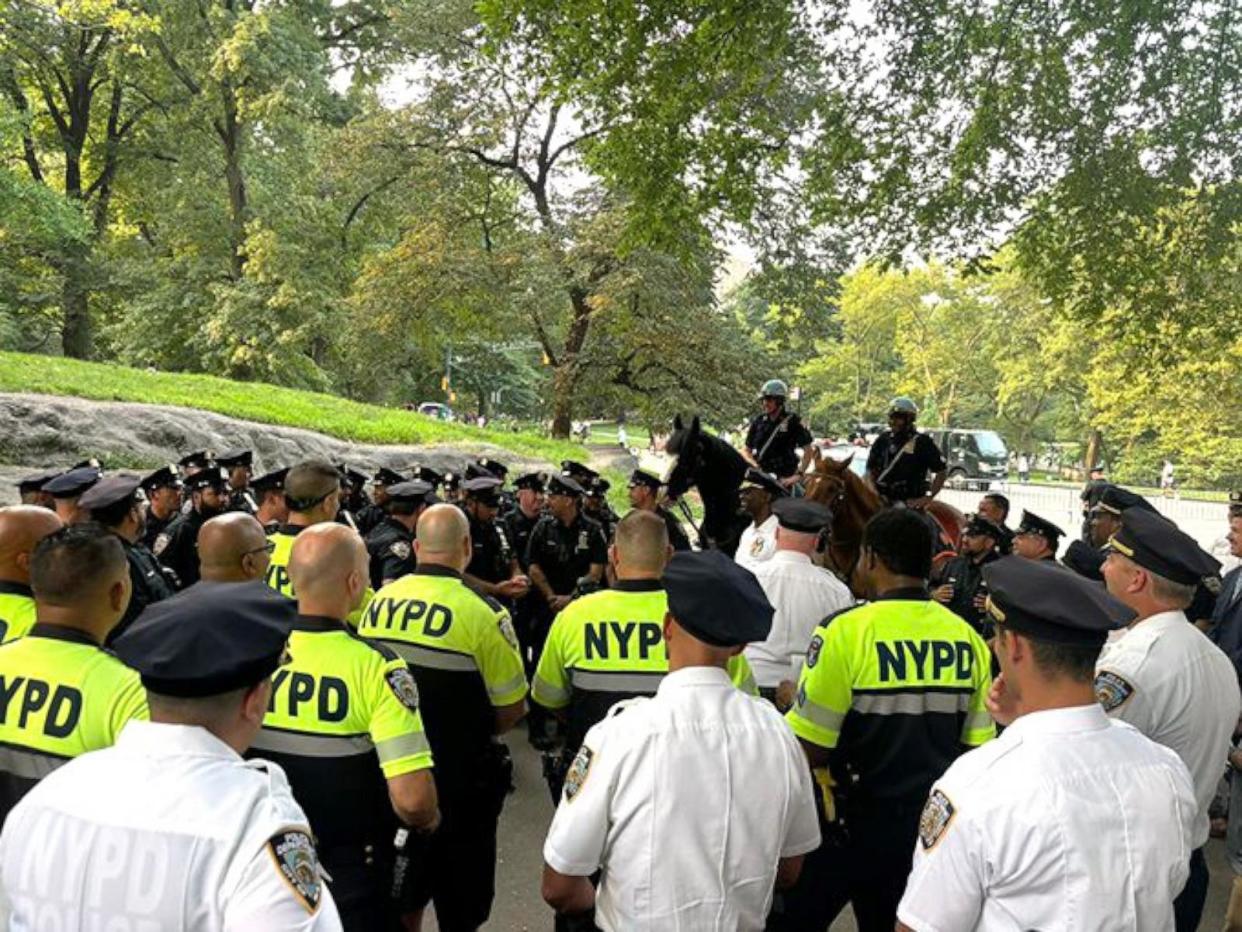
<box><xmin>1161</xmin><ymin>460</ymin><xmax>1177</xmax><ymax>498</ymax></box>
<box><xmin>1016</xmin><ymin>453</ymin><xmax>1030</xmax><ymax>483</ymax></box>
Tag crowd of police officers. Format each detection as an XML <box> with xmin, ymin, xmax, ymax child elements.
<box><xmin>1</xmin><ymin>395</ymin><xmax>1242</xmax><ymax>930</ymax></box>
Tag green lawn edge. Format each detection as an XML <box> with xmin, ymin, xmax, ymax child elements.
<box><xmin>0</xmin><ymin>351</ymin><xmax>581</xmax><ymax>463</ymax></box>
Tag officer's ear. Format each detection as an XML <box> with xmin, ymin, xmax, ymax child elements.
<box><xmin>662</xmin><ymin>612</ymin><xmax>675</xmax><ymax>645</ymax></box>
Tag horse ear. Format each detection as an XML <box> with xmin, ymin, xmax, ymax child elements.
<box><xmin>691</xmin><ymin>415</ymin><xmax>700</xmax><ymax>431</ymax></box>
<box><xmin>673</xmin><ymin>414</ymin><xmax>683</xmax><ymax>431</ymax></box>
<box><xmin>843</xmin><ymin>452</ymin><xmax>854</xmax><ymax>468</ymax></box>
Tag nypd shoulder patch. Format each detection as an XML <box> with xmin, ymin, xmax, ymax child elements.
<box><xmin>499</xmin><ymin>615</ymin><xmax>520</xmax><ymax>651</ymax></box>
<box><xmin>918</xmin><ymin>789</ymin><xmax>955</xmax><ymax>850</ymax></box>
<box><xmin>564</xmin><ymin>746</ymin><xmax>594</xmax><ymax>802</ymax></box>
<box><xmin>267</xmin><ymin>829</ymin><xmax>322</xmax><ymax>914</ymax></box>
<box><xmin>385</xmin><ymin>668</ymin><xmax>420</xmax><ymax>712</ymax></box>
<box><xmin>806</xmin><ymin>634</ymin><xmax>824</xmax><ymax>669</ymax></box>
<box><xmin>388</xmin><ymin>540</ymin><xmax>411</xmax><ymax>561</ymax></box>
<box><xmin>1095</xmin><ymin>670</ymin><xmax>1135</xmax><ymax>712</ymax></box>
<box><xmin>152</xmin><ymin>533</ymin><xmax>171</xmax><ymax>556</ymax></box>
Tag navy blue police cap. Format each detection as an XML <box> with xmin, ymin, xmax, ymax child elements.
<box><xmin>1061</xmin><ymin>539</ymin><xmax>1106</xmax><ymax>582</ymax></box>
<box><xmin>464</xmin><ymin>462</ymin><xmax>497</xmax><ymax>481</ymax></box>
<box><xmin>177</xmin><ymin>451</ymin><xmax>213</xmax><ymax>470</ymax></box>
<box><xmin>662</xmin><ymin>550</ymin><xmax>774</xmax><ymax>647</ymax></box>
<box><xmin>185</xmin><ymin>466</ymin><xmax>228</xmax><ymax>492</ymax></box>
<box><xmin>1107</xmin><ymin>508</ymin><xmax>1220</xmax><ymax>586</ymax></box>
<box><xmin>475</xmin><ymin>458</ymin><xmax>509</xmax><ymax>480</ymax></box>
<box><xmin>963</xmin><ymin>513</ymin><xmax>1007</xmax><ymax>541</ymax></box>
<box><xmin>587</xmin><ymin>477</ymin><xmax>611</xmax><ymax>499</ymax></box>
<box><xmin>216</xmin><ymin>450</ymin><xmax>253</xmax><ymax>469</ymax></box>
<box><xmin>411</xmin><ymin>465</ymin><xmax>444</xmax><ymax>488</ymax></box>
<box><xmin>251</xmin><ymin>467</ymin><xmax>289</xmax><ymax>492</ymax></box>
<box><xmin>983</xmin><ymin>556</ymin><xmax>1133</xmax><ymax>645</ymax></box>
<box><xmin>560</xmin><ymin>460</ymin><xmax>599</xmax><ymax>483</ymax></box>
<box><xmin>44</xmin><ymin>466</ymin><xmax>102</xmax><ymax>498</ymax></box>
<box><xmin>513</xmin><ymin>472</ymin><xmax>546</xmax><ymax>492</ymax></box>
<box><xmin>442</xmin><ymin>471</ymin><xmax>460</xmax><ymax>492</ymax></box>
<box><xmin>1094</xmin><ymin>485</ymin><xmax>1157</xmax><ymax>516</ymax></box>
<box><xmin>140</xmin><ymin>465</ymin><xmax>182</xmax><ymax>493</ymax></box>
<box><xmin>739</xmin><ymin>468</ymin><xmax>786</xmax><ymax>498</ymax></box>
<box><xmin>337</xmin><ymin>464</ymin><xmax>368</xmax><ymax>487</ymax></box>
<box><xmin>628</xmin><ymin>468</ymin><xmax>662</xmax><ymax>491</ymax></box>
<box><xmin>78</xmin><ymin>475</ymin><xmax>143</xmax><ymax>512</ymax></box>
<box><xmin>772</xmin><ymin>498</ymin><xmax>833</xmax><ymax>533</ymax></box>
<box><xmin>1015</xmin><ymin>510</ymin><xmax>1064</xmax><ymax>545</ymax></box>
<box><xmin>16</xmin><ymin>468</ymin><xmax>63</xmax><ymax>494</ymax></box>
<box><xmin>387</xmin><ymin>479</ymin><xmax>437</xmax><ymax>505</ymax></box>
<box><xmin>115</xmin><ymin>580</ymin><xmax>293</xmax><ymax>697</ymax></box>
<box><xmin>372</xmin><ymin>466</ymin><xmax>407</xmax><ymax>487</ymax></box>
<box><xmin>546</xmin><ymin>473</ymin><xmax>584</xmax><ymax>497</ymax></box>
<box><xmin>462</xmin><ymin>476</ymin><xmax>503</xmax><ymax>505</ymax></box>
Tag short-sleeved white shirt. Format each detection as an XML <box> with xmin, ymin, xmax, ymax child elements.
<box><xmin>746</xmin><ymin>551</ymin><xmax>854</xmax><ymax>687</ymax></box>
<box><xmin>543</xmin><ymin>666</ymin><xmax>820</xmax><ymax>931</ymax></box>
<box><xmin>897</xmin><ymin>704</ymin><xmax>1196</xmax><ymax>932</ymax></box>
<box><xmin>735</xmin><ymin>515</ymin><xmax>780</xmax><ymax>572</ymax></box>
<box><xmin>0</xmin><ymin>720</ymin><xmax>341</xmax><ymax>931</ymax></box>
<box><xmin>1095</xmin><ymin>610</ymin><xmax>1241</xmax><ymax>847</ymax></box>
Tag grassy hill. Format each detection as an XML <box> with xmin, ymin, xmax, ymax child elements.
<box><xmin>0</xmin><ymin>351</ymin><xmax>581</xmax><ymax>462</ymax></box>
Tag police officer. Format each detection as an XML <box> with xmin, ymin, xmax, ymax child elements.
<box><xmin>218</xmin><ymin>449</ymin><xmax>256</xmax><ymax>514</ymax></box>
<box><xmin>248</xmin><ymin>524</ymin><xmax>439</xmax><ymax>930</ymax></box>
<box><xmin>357</xmin><ymin>466</ymin><xmax>406</xmax><ymax>537</ymax></box>
<box><xmin>931</xmin><ymin>513</ymin><xmax>1005</xmax><ymax>637</ymax></box>
<box><xmin>896</xmin><ymin>557</ymin><xmax>1196</xmax><ymax>931</ymax></box>
<box><xmin>0</xmin><ymin>505</ymin><xmax>62</xmax><ymax>642</ymax></box>
<box><xmin>43</xmin><ymin>465</ymin><xmax>102</xmax><ymax>525</ymax></box>
<box><xmin>1079</xmin><ymin>464</ymin><xmax>1109</xmax><ymax>540</ymax></box>
<box><xmin>626</xmin><ymin>467</ymin><xmax>691</xmax><ymax>551</ymax></box>
<box><xmin>15</xmin><ymin>469</ymin><xmax>59</xmax><ymax>509</ymax></box>
<box><xmin>441</xmin><ymin>470</ymin><xmax>462</xmax><ymax>503</ymax></box>
<box><xmin>0</xmin><ymin>524</ymin><xmax>147</xmax><ymax>823</ymax></box>
<box><xmin>337</xmin><ymin>465</ymin><xmax>369</xmax><ymax>529</ymax></box>
<box><xmin>365</xmin><ymin>479</ymin><xmax>435</xmax><ymax>589</ymax></box>
<box><xmin>358</xmin><ymin>504</ymin><xmax>527</xmax><ymax>931</ymax></box>
<box><xmin>541</xmin><ymin>549</ymin><xmax>820</xmax><ymax>930</ymax></box>
<box><xmin>975</xmin><ymin>492</ymin><xmax>1012</xmax><ymax>554</ymax></box>
<box><xmin>252</xmin><ymin>466</ymin><xmax>290</xmax><ymax>533</ymax></box>
<box><xmin>411</xmin><ymin>464</ymin><xmax>445</xmax><ymax>492</ymax></box>
<box><xmin>1</xmin><ymin>582</ymin><xmax>344</xmax><ymax>928</ymax></box>
<box><xmin>78</xmin><ymin>475</ymin><xmax>175</xmax><ymax>643</ymax></box>
<box><xmin>864</xmin><ymin>397</ymin><xmax>947</xmax><ymax>507</ymax></box>
<box><xmin>527</xmin><ymin>473</ymin><xmax>608</xmax><ymax>748</ymax></box>
<box><xmin>736</xmin><ymin>468</ymin><xmax>786</xmax><ymax>571</ymax></box>
<box><xmin>140</xmin><ymin>464</ymin><xmax>183</xmax><ymax>549</ymax></box>
<box><xmin>743</xmin><ymin>379</ymin><xmax>815</xmax><ymax>485</ymax></box>
<box><xmin>267</xmin><ymin>460</ymin><xmax>347</xmax><ymax>599</ymax></box>
<box><xmin>779</xmin><ymin>508</ymin><xmax>995</xmax><ymax>932</ymax></box>
<box><xmin>503</xmin><ymin>472</ymin><xmax>547</xmax><ymax>689</ymax></box>
<box><xmin>461</xmin><ymin>475</ymin><xmax>530</xmax><ymax>602</ymax></box>
<box><xmin>1096</xmin><ymin>507</ymin><xmax>1241</xmax><ymax>931</ymax></box>
<box><xmin>197</xmin><ymin>513</ymin><xmax>275</xmax><ymax>584</ymax></box>
<box><xmin>583</xmin><ymin>478</ymin><xmax>618</xmax><ymax>544</ymax></box>
<box><xmin>177</xmin><ymin>449</ymin><xmax>213</xmax><ymax>479</ymax></box>
<box><xmin>154</xmin><ymin>465</ymin><xmax>230</xmax><ymax>588</ymax></box>
<box><xmin>1011</xmin><ymin>509</ymin><xmax>1064</xmax><ymax>562</ymax></box>
<box><xmin>533</xmin><ymin>511</ymin><xmax>759</xmax><ymax>802</ymax></box>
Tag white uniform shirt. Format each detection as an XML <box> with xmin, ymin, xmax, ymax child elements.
<box><xmin>897</xmin><ymin>704</ymin><xmax>1197</xmax><ymax>932</ymax></box>
<box><xmin>0</xmin><ymin>720</ymin><xmax>341</xmax><ymax>931</ymax></box>
<box><xmin>1095</xmin><ymin>610</ymin><xmax>1241</xmax><ymax>847</ymax></box>
<box><xmin>746</xmin><ymin>551</ymin><xmax>854</xmax><ymax>688</ymax></box>
<box><xmin>735</xmin><ymin>514</ymin><xmax>780</xmax><ymax>572</ymax></box>
<box><xmin>543</xmin><ymin>666</ymin><xmax>820</xmax><ymax>931</ymax></box>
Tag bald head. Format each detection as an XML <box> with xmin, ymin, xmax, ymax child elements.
<box><xmin>289</xmin><ymin>523</ymin><xmax>369</xmax><ymax>618</ymax></box>
<box><xmin>198</xmin><ymin>513</ymin><xmax>269</xmax><ymax>583</ymax></box>
<box><xmin>0</xmin><ymin>505</ymin><xmax>64</xmax><ymax>583</ymax></box>
<box><xmin>415</xmin><ymin>504</ymin><xmax>471</xmax><ymax>571</ymax></box>
<box><xmin>613</xmin><ymin>510</ymin><xmax>670</xmax><ymax>577</ymax></box>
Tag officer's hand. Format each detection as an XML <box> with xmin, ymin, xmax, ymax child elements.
<box><xmin>499</xmin><ymin>577</ymin><xmax>530</xmax><ymax>599</ymax></box>
<box><xmin>931</xmin><ymin>584</ymin><xmax>953</xmax><ymax>603</ymax></box>
<box><xmin>549</xmin><ymin>595</ymin><xmax>572</xmax><ymax>612</ymax></box>
<box><xmin>986</xmin><ymin>672</ymin><xmax>1019</xmax><ymax>727</ymax></box>
<box><xmin>779</xmin><ymin>475</ymin><xmax>800</xmax><ymax>489</ymax></box>
<box><xmin>774</xmin><ymin>679</ymin><xmax>798</xmax><ymax>712</ymax></box>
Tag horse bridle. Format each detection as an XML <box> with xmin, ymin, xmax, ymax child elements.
<box><xmin>803</xmin><ymin>472</ymin><xmax>863</xmax><ymax>588</ymax></box>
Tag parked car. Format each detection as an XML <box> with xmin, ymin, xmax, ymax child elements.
<box><xmin>417</xmin><ymin>402</ymin><xmax>453</xmax><ymax>420</ymax></box>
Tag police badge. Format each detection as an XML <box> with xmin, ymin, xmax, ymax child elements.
<box><xmin>750</xmin><ymin>536</ymin><xmax>765</xmax><ymax>557</ymax></box>
<box><xmin>918</xmin><ymin>789</ymin><xmax>955</xmax><ymax>849</ymax></box>
<box><xmin>385</xmin><ymin>668</ymin><xmax>421</xmax><ymax>712</ymax></box>
<box><xmin>564</xmin><ymin>745</ymin><xmax>594</xmax><ymax>802</ymax></box>
<box><xmin>267</xmin><ymin>830</ymin><xmax>322</xmax><ymax>913</ymax></box>
<box><xmin>499</xmin><ymin>615</ymin><xmax>520</xmax><ymax>651</ymax></box>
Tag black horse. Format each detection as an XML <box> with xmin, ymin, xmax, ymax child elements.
<box><xmin>665</xmin><ymin>414</ymin><xmax>750</xmax><ymax>556</ymax></box>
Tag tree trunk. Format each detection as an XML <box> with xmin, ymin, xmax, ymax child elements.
<box><xmin>60</xmin><ymin>245</ymin><xmax>92</xmax><ymax>358</ymax></box>
<box><xmin>550</xmin><ymin>365</ymin><xmax>575</xmax><ymax>438</ymax></box>
<box><xmin>1084</xmin><ymin>428</ymin><xmax>1103</xmax><ymax>472</ymax></box>
<box><xmin>221</xmin><ymin>81</ymin><xmax>248</xmax><ymax>279</ymax></box>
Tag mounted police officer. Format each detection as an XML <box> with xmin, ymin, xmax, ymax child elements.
<box><xmin>864</xmin><ymin>397</ymin><xmax>947</xmax><ymax>508</ymax></box>
<box><xmin>743</xmin><ymin>380</ymin><xmax>814</xmax><ymax>487</ymax></box>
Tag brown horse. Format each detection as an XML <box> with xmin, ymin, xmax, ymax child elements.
<box><xmin>803</xmin><ymin>450</ymin><xmax>965</xmax><ymax>595</ymax></box>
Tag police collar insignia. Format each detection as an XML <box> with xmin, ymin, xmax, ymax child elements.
<box><xmin>385</xmin><ymin>668</ymin><xmax>420</xmax><ymax>712</ymax></box>
<box><xmin>267</xmin><ymin>830</ymin><xmax>322</xmax><ymax>913</ymax></box>
<box><xmin>918</xmin><ymin>789</ymin><xmax>955</xmax><ymax>849</ymax></box>
<box><xmin>564</xmin><ymin>745</ymin><xmax>594</xmax><ymax>802</ymax></box>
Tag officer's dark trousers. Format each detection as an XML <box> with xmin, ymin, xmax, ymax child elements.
<box><xmin>1174</xmin><ymin>846</ymin><xmax>1209</xmax><ymax>932</ymax></box>
<box><xmin>767</xmin><ymin>797</ymin><xmax>921</xmax><ymax>932</ymax></box>
<box><xmin>323</xmin><ymin>846</ymin><xmax>398</xmax><ymax>931</ymax></box>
